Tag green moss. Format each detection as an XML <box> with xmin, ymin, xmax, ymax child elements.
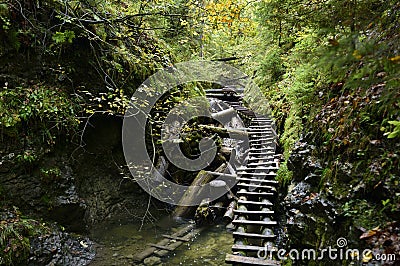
<box><xmin>276</xmin><ymin>161</ymin><xmax>293</xmax><ymax>187</ymax></box>
<box><xmin>341</xmin><ymin>199</ymin><xmax>387</xmax><ymax>229</ymax></box>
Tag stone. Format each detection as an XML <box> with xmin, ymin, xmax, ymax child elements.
<box><xmin>143</xmin><ymin>256</ymin><xmax>162</xmax><ymax>266</ymax></box>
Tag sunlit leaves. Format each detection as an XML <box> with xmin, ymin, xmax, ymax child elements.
<box><xmin>386</xmin><ymin>121</ymin><xmax>400</xmax><ymax>139</ymax></box>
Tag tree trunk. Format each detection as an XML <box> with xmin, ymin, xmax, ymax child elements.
<box><xmin>172</xmin><ymin>163</ymin><xmax>226</xmax><ymax>219</ymax></box>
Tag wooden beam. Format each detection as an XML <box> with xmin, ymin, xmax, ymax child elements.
<box><xmin>161</xmin><ymin>235</ymin><xmax>189</xmax><ymax>242</ymax></box>
<box><xmin>232</xmin><ymin>220</ymin><xmax>277</xmax><ymax>226</ymax></box>
<box><xmin>148</xmin><ymin>244</ymin><xmax>174</xmax><ymax>251</ymax></box>
<box><xmin>226</xmin><ymin>254</ymin><xmax>280</xmax><ymax>265</ymax></box>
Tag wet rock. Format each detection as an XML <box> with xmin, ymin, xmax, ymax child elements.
<box><xmin>284</xmin><ymin>178</ymin><xmax>339</xmax><ymax>247</ymax></box>
<box><xmin>28</xmin><ymin>227</ymin><xmax>95</xmax><ymax>266</ymax></box>
<box><xmin>288</xmin><ymin>136</ymin><xmax>322</xmax><ymax>183</ymax></box>
<box><xmin>143</xmin><ymin>256</ymin><xmax>162</xmax><ymax>266</ymax></box>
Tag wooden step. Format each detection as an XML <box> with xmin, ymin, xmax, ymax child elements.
<box><xmin>206</xmin><ymin>93</ymin><xmax>227</xmax><ymax>98</ymax></box>
<box><xmin>249</xmin><ymin>133</ymin><xmax>274</xmax><ymax>137</ymax></box>
<box><xmin>161</xmin><ymin>235</ymin><xmax>189</xmax><ymax>242</ymax></box>
<box><xmin>233</xmin><ymin>209</ymin><xmax>274</xmax><ymax>215</ymax></box>
<box><xmin>249</xmin><ymin>147</ymin><xmax>275</xmax><ymax>151</ymax></box>
<box><xmin>247</xmin><ymin>129</ymin><xmax>273</xmax><ymax>132</ymax></box>
<box><xmin>231</xmin><ymin>244</ymin><xmax>278</xmax><ymax>252</ymax></box>
<box><xmin>237</xmin><ymin>191</ymin><xmax>274</xmax><ymax>197</ymax></box>
<box><xmin>233</xmin><ymin>231</ymin><xmax>276</xmax><ymax>239</ymax></box>
<box><xmin>237</xmin><ymin>172</ymin><xmax>276</xmax><ymax>177</ymax></box>
<box><xmin>246</xmin><ymin>157</ymin><xmax>275</xmax><ymax>162</ymax></box>
<box><xmin>226</xmin><ymin>254</ymin><xmax>280</xmax><ymax>265</ymax></box>
<box><xmin>249</xmin><ymin>150</ymin><xmax>276</xmax><ymax>154</ymax></box>
<box><xmin>232</xmin><ymin>220</ymin><xmax>277</xmax><ymax>226</ymax></box>
<box><xmin>246</xmin><ymin>162</ymin><xmax>278</xmax><ymax>167</ymax></box>
<box><xmin>148</xmin><ymin>243</ymin><xmax>174</xmax><ymax>251</ymax></box>
<box><xmin>249</xmin><ymin>125</ymin><xmax>270</xmax><ymax>128</ymax></box>
<box><xmin>251</xmin><ymin>118</ymin><xmax>273</xmax><ymax>121</ymax></box>
<box><xmin>237</xmin><ymin>166</ymin><xmax>279</xmax><ymax>171</ymax></box>
<box><xmin>250</xmin><ymin>145</ymin><xmax>275</xmax><ymax>150</ymax></box>
<box><xmin>236</xmin><ymin>178</ymin><xmax>278</xmax><ymax>185</ymax></box>
<box><xmin>237</xmin><ymin>183</ymin><xmax>276</xmax><ymax>191</ymax></box>
<box><xmin>248</xmin><ymin>152</ymin><xmax>276</xmax><ymax>156</ymax></box>
<box><xmin>238</xmin><ymin>199</ymin><xmax>273</xmax><ymax>206</ymax></box>
<box><xmin>249</xmin><ymin>138</ymin><xmax>274</xmax><ymax>142</ymax></box>
<box><xmin>250</xmin><ymin>142</ymin><xmax>275</xmax><ymax>146</ymax></box>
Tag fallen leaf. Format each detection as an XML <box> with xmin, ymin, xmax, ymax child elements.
<box><xmin>389</xmin><ymin>55</ymin><xmax>400</xmax><ymax>63</ymax></box>
<box><xmin>360</xmin><ymin>230</ymin><xmax>377</xmax><ymax>239</ymax></box>
<box><xmin>362</xmin><ymin>250</ymin><xmax>373</xmax><ymax>263</ymax></box>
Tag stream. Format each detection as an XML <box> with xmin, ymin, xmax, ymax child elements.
<box><xmin>89</xmin><ymin>213</ymin><xmax>232</xmax><ymax>265</ymax></box>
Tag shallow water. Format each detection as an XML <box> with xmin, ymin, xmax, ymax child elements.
<box><xmin>89</xmin><ymin>217</ymin><xmax>170</xmax><ymax>265</ymax></box>
<box><xmin>89</xmin><ymin>216</ymin><xmax>232</xmax><ymax>265</ymax></box>
<box><xmin>165</xmin><ymin>224</ymin><xmax>233</xmax><ymax>266</ymax></box>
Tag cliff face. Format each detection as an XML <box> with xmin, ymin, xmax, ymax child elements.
<box><xmin>270</xmin><ymin>3</ymin><xmax>400</xmax><ymax>264</ymax></box>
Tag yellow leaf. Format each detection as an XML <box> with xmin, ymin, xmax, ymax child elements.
<box><xmin>389</xmin><ymin>55</ymin><xmax>400</xmax><ymax>63</ymax></box>
<box><xmin>352</xmin><ymin>50</ymin><xmax>362</xmax><ymax>60</ymax></box>
<box><xmin>362</xmin><ymin>250</ymin><xmax>373</xmax><ymax>263</ymax></box>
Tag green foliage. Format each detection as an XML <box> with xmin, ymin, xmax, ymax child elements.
<box><xmin>52</xmin><ymin>30</ymin><xmax>75</xmax><ymax>44</ymax></box>
<box><xmin>0</xmin><ymin>3</ymin><xmax>11</xmax><ymax>30</ymax></box>
<box><xmin>0</xmin><ymin>208</ymin><xmax>48</xmax><ymax>266</ymax></box>
<box><xmin>40</xmin><ymin>167</ymin><xmax>61</xmax><ymax>183</ymax></box>
<box><xmin>0</xmin><ymin>84</ymin><xmax>78</xmax><ymax>144</ymax></box>
<box><xmin>16</xmin><ymin>151</ymin><xmax>37</xmax><ymax>164</ymax></box>
<box><xmin>341</xmin><ymin>199</ymin><xmax>388</xmax><ymax>228</ymax></box>
<box><xmin>386</xmin><ymin>121</ymin><xmax>400</xmax><ymax>138</ymax></box>
<box><xmin>276</xmin><ymin>161</ymin><xmax>293</xmax><ymax>187</ymax></box>
<box><xmin>253</xmin><ymin>0</ymin><xmax>399</xmax><ymax>156</ymax></box>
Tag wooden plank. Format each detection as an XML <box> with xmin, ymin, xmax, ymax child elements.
<box><xmin>236</xmin><ymin>178</ymin><xmax>278</xmax><ymax>185</ymax></box>
<box><xmin>248</xmin><ymin>152</ymin><xmax>276</xmax><ymax>156</ymax></box>
<box><xmin>161</xmin><ymin>234</ymin><xmax>189</xmax><ymax>242</ymax></box>
<box><xmin>249</xmin><ymin>147</ymin><xmax>275</xmax><ymax>151</ymax></box>
<box><xmin>237</xmin><ymin>200</ymin><xmax>273</xmax><ymax>206</ymax></box>
<box><xmin>237</xmin><ymin>191</ymin><xmax>274</xmax><ymax>197</ymax></box>
<box><xmin>237</xmin><ymin>172</ymin><xmax>276</xmax><ymax>177</ymax></box>
<box><xmin>251</xmin><ymin>119</ymin><xmax>273</xmax><ymax>122</ymax></box>
<box><xmin>246</xmin><ymin>162</ymin><xmax>278</xmax><ymax>167</ymax></box>
<box><xmin>249</xmin><ymin>134</ymin><xmax>274</xmax><ymax>137</ymax></box>
<box><xmin>249</xmin><ymin>150</ymin><xmax>276</xmax><ymax>154</ymax></box>
<box><xmin>206</xmin><ymin>93</ymin><xmax>227</xmax><ymax>97</ymax></box>
<box><xmin>154</xmin><ymin>227</ymin><xmax>204</xmax><ymax>257</ymax></box>
<box><xmin>226</xmin><ymin>254</ymin><xmax>280</xmax><ymax>265</ymax></box>
<box><xmin>234</xmin><ymin>209</ymin><xmax>274</xmax><ymax>215</ymax></box>
<box><xmin>246</xmin><ymin>157</ymin><xmax>275</xmax><ymax>161</ymax></box>
<box><xmin>232</xmin><ymin>220</ymin><xmax>277</xmax><ymax>226</ymax></box>
<box><xmin>246</xmin><ymin>157</ymin><xmax>275</xmax><ymax>162</ymax></box>
<box><xmin>232</xmin><ymin>244</ymin><xmax>268</xmax><ymax>252</ymax></box>
<box><xmin>237</xmin><ymin>167</ymin><xmax>279</xmax><ymax>171</ymax></box>
<box><xmin>250</xmin><ymin>143</ymin><xmax>275</xmax><ymax>146</ymax></box>
<box><xmin>249</xmin><ymin>138</ymin><xmax>274</xmax><ymax>141</ymax></box>
<box><xmin>133</xmin><ymin>224</ymin><xmax>194</xmax><ymax>261</ymax></box>
<box><xmin>236</xmin><ymin>183</ymin><xmax>277</xmax><ymax>191</ymax></box>
<box><xmin>149</xmin><ymin>243</ymin><xmax>174</xmax><ymax>251</ymax></box>
<box><xmin>233</xmin><ymin>231</ymin><xmax>276</xmax><ymax>239</ymax></box>
<box><xmin>248</xmin><ymin>129</ymin><xmax>273</xmax><ymax>133</ymax></box>
<box><xmin>249</xmin><ymin>125</ymin><xmax>270</xmax><ymax>128</ymax></box>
